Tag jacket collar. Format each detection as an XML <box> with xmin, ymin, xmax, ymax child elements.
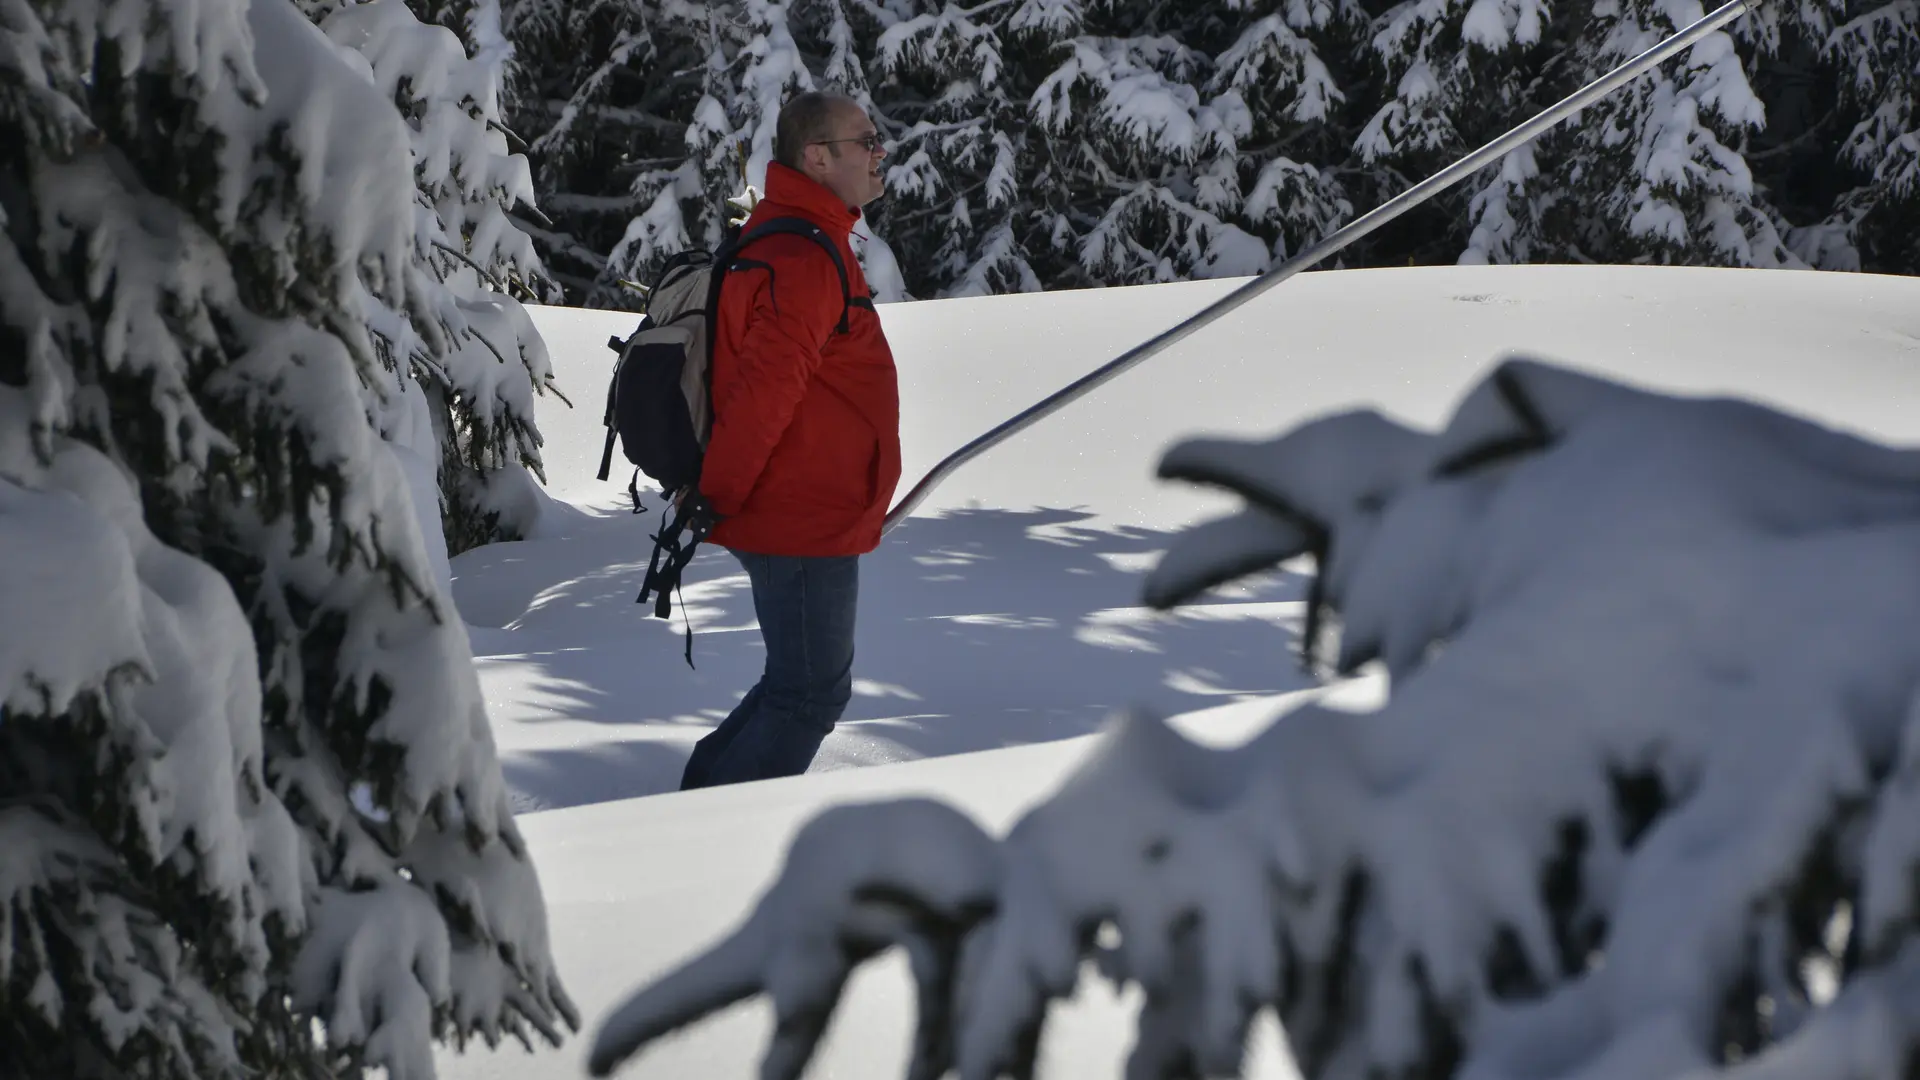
<box><xmin>762</xmin><ymin>162</ymin><xmax>862</xmax><ymax>236</ymax></box>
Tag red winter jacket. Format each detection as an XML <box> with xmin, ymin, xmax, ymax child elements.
<box><xmin>698</xmin><ymin>164</ymin><xmax>902</xmax><ymax>557</ymax></box>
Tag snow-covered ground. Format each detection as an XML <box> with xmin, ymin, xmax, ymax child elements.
<box><xmin>439</xmin><ymin>264</ymin><xmax>1920</xmax><ymax>1080</ymax></box>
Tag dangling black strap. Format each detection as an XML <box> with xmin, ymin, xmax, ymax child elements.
<box><xmin>597</xmin><ymin>427</ymin><xmax>618</xmax><ymax>483</ymax></box>
<box><xmin>638</xmin><ymin>497</ymin><xmax>717</xmax><ymax>668</ymax></box>
<box><xmin>638</xmin><ymin>516</ymin><xmax>683</xmax><ymax>619</ymax></box>
<box><xmin>675</xmin><ymin>578</ymin><xmax>694</xmax><ymax>668</ymax></box>
<box><xmin>598</xmin><ymin>334</ymin><xmax>627</xmax><ymax>483</ymax></box>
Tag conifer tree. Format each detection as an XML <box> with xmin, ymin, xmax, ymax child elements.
<box><xmin>498</xmin><ymin>0</ymin><xmax>703</xmax><ymax>301</ymax></box>
<box><xmin>320</xmin><ymin>0</ymin><xmax>562</xmax><ymax>556</ymax></box>
<box><xmin>1545</xmin><ymin>0</ymin><xmax>1799</xmax><ymax>266</ymax></box>
<box><xmin>498</xmin><ymin>0</ymin><xmax>1920</xmax><ymax>297</ymax></box>
<box><xmin>869</xmin><ymin>0</ymin><xmax>1041</xmax><ymax>296</ymax></box>
<box><xmin>596</xmin><ymin>0</ymin><xmax>821</xmax><ymax>305</ymax></box>
<box><xmin>1208</xmin><ymin>0</ymin><xmax>1365</xmax><ymax>263</ymax></box>
<box><xmin>1807</xmin><ymin>0</ymin><xmax>1920</xmax><ymax>271</ymax></box>
<box><xmin>0</xmin><ymin>0</ymin><xmax>576</xmax><ymax>1075</ymax></box>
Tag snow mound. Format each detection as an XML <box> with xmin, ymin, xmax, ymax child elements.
<box><xmin>585</xmin><ymin>356</ymin><xmax>1920</xmax><ymax>1080</ymax></box>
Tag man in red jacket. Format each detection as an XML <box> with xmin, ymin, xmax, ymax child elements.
<box><xmin>678</xmin><ymin>91</ymin><xmax>902</xmax><ymax>790</ymax></box>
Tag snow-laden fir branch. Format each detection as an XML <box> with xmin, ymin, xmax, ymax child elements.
<box><xmin>587</xmin><ymin>357</ymin><xmax>1920</xmax><ymax>1080</ymax></box>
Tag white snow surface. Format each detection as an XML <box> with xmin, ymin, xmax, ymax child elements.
<box><xmin>439</xmin><ymin>264</ymin><xmax>1920</xmax><ymax>1079</ymax></box>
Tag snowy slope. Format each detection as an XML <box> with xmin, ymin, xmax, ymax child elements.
<box><xmin>440</xmin><ymin>264</ymin><xmax>1920</xmax><ymax>1080</ymax></box>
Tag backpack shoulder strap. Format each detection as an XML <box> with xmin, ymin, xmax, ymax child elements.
<box><xmin>732</xmin><ymin>216</ymin><xmax>861</xmax><ymax>334</ymax></box>
<box><xmin>597</xmin><ymin>324</ymin><xmax>648</xmax><ymax>483</ymax></box>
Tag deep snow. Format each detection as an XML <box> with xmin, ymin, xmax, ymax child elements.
<box><xmin>439</xmin><ymin>263</ymin><xmax>1920</xmax><ymax>1079</ymax></box>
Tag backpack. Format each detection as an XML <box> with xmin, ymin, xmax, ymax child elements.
<box><xmin>595</xmin><ymin>217</ymin><xmax>868</xmax><ymax>664</ymax></box>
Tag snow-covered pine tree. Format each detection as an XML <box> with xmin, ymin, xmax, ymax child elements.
<box><xmin>391</xmin><ymin>0</ymin><xmax>498</xmax><ymax>49</ymax></box>
<box><xmin>587</xmin><ymin>5</ymin><xmax>741</xmax><ymax>309</ymax></box>
<box><xmin>569</xmin><ymin>0</ymin><xmax>1371</xmax><ymax>301</ymax></box>
<box><xmin>318</xmin><ymin>0</ymin><xmax>562</xmax><ymax>558</ymax></box>
<box><xmin>1538</xmin><ymin>0</ymin><xmax>1799</xmax><ymax>266</ymax></box>
<box><xmin>1802</xmin><ymin>0</ymin><xmax>1920</xmax><ymax>272</ymax></box>
<box><xmin>1022</xmin><ymin>0</ymin><xmax>1275</xmax><ymax>287</ymax></box>
<box><xmin>0</xmin><ymin>0</ymin><xmax>575</xmax><ymax>1076</ymax></box>
<box><xmin>1334</xmin><ymin>0</ymin><xmax>1920</xmax><ymax>272</ymax></box>
<box><xmin>390</xmin><ymin>0</ymin><xmax>522</xmax><ymax>160</ymax></box>
<box><xmin>493</xmin><ymin>0</ymin><xmax>702</xmax><ymax>303</ymax></box>
<box><xmin>560</xmin><ymin>0</ymin><xmax>913</xmax><ymax>304</ymax></box>
<box><xmin>493</xmin><ymin>0</ymin><xmax>1365</xmax><ymax>298</ymax></box>
<box><xmin>492</xmin><ymin>0</ymin><xmax>1920</xmax><ymax>291</ymax></box>
<box><xmin>872</xmin><ymin>0</ymin><xmax>1362</xmax><ymax>292</ymax></box>
<box><xmin>1208</xmin><ymin>0</ymin><xmax>1366</xmax><ymax>265</ymax></box>
<box><xmin>866</xmin><ymin>0</ymin><xmax>1042</xmax><ymax>297</ymax></box>
<box><xmin>595</xmin><ymin>0</ymin><xmax>828</xmax><ymax>306</ymax></box>
<box><xmin>1352</xmin><ymin>0</ymin><xmax>1562</xmax><ymax>264</ymax></box>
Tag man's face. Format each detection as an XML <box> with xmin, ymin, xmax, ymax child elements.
<box><xmin>805</xmin><ymin>104</ymin><xmax>887</xmax><ymax>209</ymax></box>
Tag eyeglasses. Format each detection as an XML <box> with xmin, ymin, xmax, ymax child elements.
<box><xmin>811</xmin><ymin>133</ymin><xmax>886</xmax><ymax>153</ymax></box>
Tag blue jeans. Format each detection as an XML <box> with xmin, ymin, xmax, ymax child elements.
<box><xmin>679</xmin><ymin>551</ymin><xmax>859</xmax><ymax>789</ymax></box>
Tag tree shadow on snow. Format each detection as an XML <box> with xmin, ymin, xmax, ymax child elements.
<box><xmin>452</xmin><ymin>505</ymin><xmax>1316</xmax><ymax>811</ymax></box>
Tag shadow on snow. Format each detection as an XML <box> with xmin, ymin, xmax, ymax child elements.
<box><xmin>451</xmin><ymin>504</ymin><xmax>1316</xmax><ymax>812</ymax></box>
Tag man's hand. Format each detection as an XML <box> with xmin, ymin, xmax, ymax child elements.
<box><xmin>675</xmin><ymin>487</ymin><xmax>723</xmax><ymax>539</ymax></box>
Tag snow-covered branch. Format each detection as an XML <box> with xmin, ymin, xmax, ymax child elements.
<box><xmin>589</xmin><ymin>357</ymin><xmax>1920</xmax><ymax>1080</ymax></box>
<box><xmin>319</xmin><ymin>0</ymin><xmax>558</xmax><ymax>555</ymax></box>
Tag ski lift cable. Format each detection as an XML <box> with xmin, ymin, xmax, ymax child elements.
<box><xmin>880</xmin><ymin>0</ymin><xmax>1755</xmax><ymax>536</ymax></box>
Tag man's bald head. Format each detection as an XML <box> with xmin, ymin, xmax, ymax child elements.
<box><xmin>775</xmin><ymin>92</ymin><xmax>860</xmax><ymax>171</ymax></box>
